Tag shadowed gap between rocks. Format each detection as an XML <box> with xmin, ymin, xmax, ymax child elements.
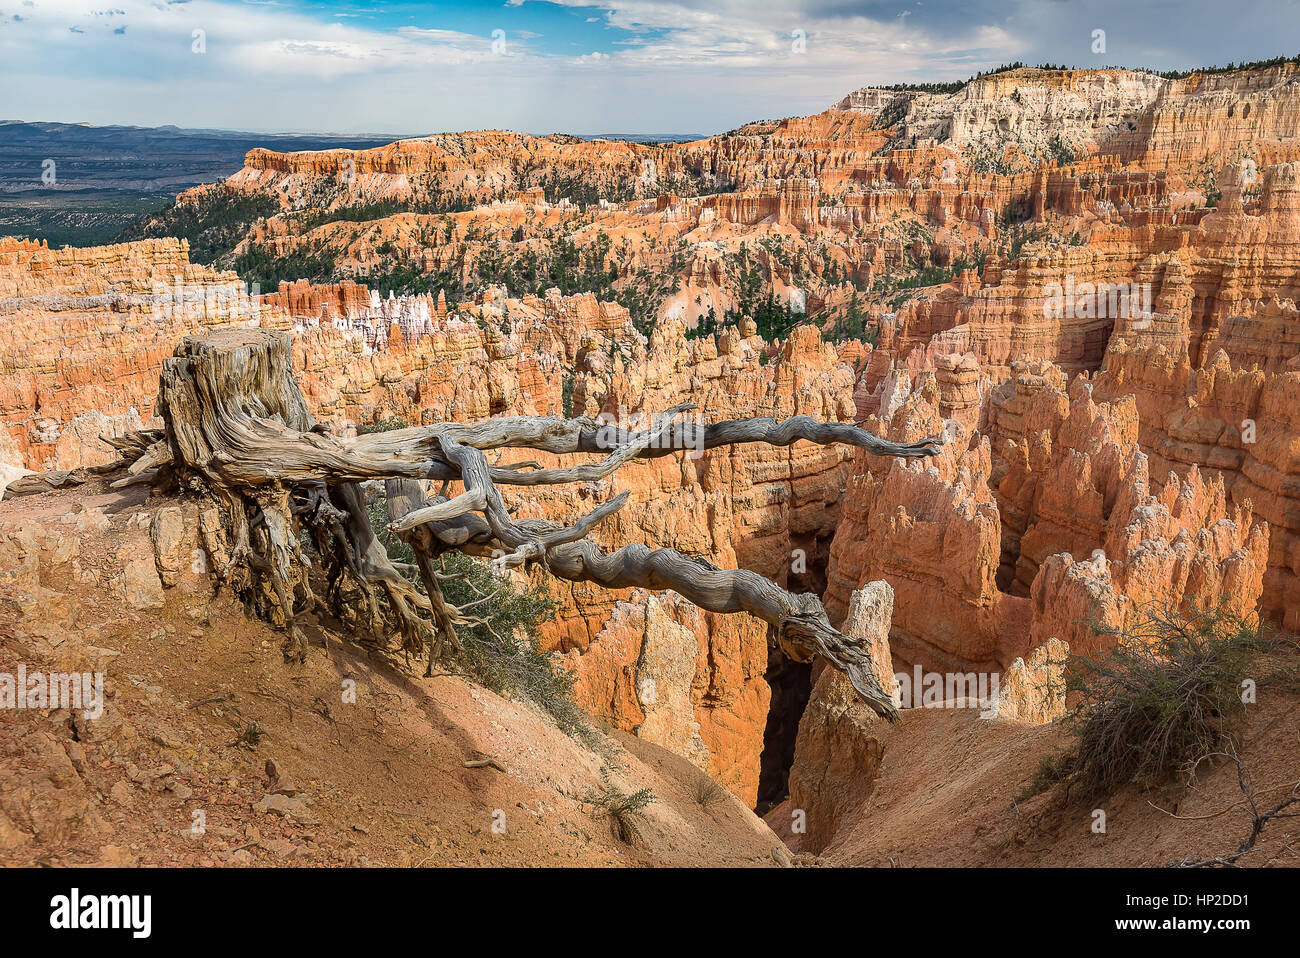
<box><xmin>752</xmin><ymin>515</ymin><xmax>841</xmax><ymax>811</ymax></box>
<box><xmin>755</xmin><ymin>646</ymin><xmax>813</xmax><ymax>815</ymax></box>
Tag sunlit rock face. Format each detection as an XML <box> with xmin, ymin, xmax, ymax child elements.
<box><xmin>0</xmin><ymin>237</ymin><xmax>267</xmax><ymax>472</ymax></box>
<box><xmin>854</xmin><ymin>155</ymin><xmax>1300</xmax><ymax>640</ymax></box>
<box><xmin>0</xmin><ymin>239</ymin><xmax>570</xmax><ymax>470</ymax></box>
<box><xmin>826</xmin><ymin>368</ymin><xmax>1267</xmax><ymax>677</ymax></box>
<box><xmin>838</xmin><ymin>65</ymin><xmax>1300</xmax><ymax>175</ymax></box>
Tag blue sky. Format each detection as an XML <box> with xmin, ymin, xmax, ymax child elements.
<box><xmin>2</xmin><ymin>1</ymin><xmax>1297</xmax><ymax>135</ymax></box>
<box><xmin>294</xmin><ymin>0</ymin><xmax>673</xmax><ymax>56</ymax></box>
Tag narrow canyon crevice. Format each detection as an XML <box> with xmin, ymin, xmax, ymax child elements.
<box><xmin>754</xmin><ymin>645</ymin><xmax>813</xmax><ymax>815</ymax></box>
<box><xmin>752</xmin><ymin>522</ymin><xmax>840</xmax><ymax>811</ymax></box>
<box><xmin>786</xmin><ymin>530</ymin><xmax>834</xmax><ymax>595</ymax></box>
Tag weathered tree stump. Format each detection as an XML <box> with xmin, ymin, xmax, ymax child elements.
<box><xmin>116</xmin><ymin>327</ymin><xmax>943</xmax><ymax>720</ymax></box>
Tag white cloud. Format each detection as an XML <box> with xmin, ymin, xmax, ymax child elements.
<box><xmin>0</xmin><ymin>0</ymin><xmax>1028</xmax><ymax>133</ymax></box>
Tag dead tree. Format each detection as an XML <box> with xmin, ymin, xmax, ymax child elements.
<box><xmin>106</xmin><ymin>328</ymin><xmax>942</xmax><ymax>721</ymax></box>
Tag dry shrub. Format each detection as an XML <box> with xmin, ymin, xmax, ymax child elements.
<box><xmin>1058</xmin><ymin>602</ymin><xmax>1277</xmax><ymax>800</ymax></box>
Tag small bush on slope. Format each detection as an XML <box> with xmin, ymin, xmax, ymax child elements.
<box><xmin>585</xmin><ymin>767</ymin><xmax>656</xmax><ymax>845</ymax></box>
<box><xmin>688</xmin><ymin>772</ymin><xmax>728</xmax><ymax>809</ymax></box>
<box><xmin>1050</xmin><ymin>602</ymin><xmax>1282</xmax><ymax>801</ymax></box>
<box><xmin>366</xmin><ymin>494</ymin><xmax>599</xmax><ymax>748</ymax></box>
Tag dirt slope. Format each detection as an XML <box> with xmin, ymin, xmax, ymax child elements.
<box><xmin>768</xmin><ymin>685</ymin><xmax>1300</xmax><ymax>867</ymax></box>
<box><xmin>0</xmin><ymin>481</ymin><xmax>786</xmax><ymax>867</ymax></box>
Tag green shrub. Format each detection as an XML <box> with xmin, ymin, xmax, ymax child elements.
<box><xmin>1015</xmin><ymin>750</ymin><xmax>1074</xmax><ymax>802</ymax></box>
<box><xmin>688</xmin><ymin>773</ymin><xmax>728</xmax><ymax>809</ymax></box>
<box><xmin>1045</xmin><ymin>134</ymin><xmax>1079</xmax><ymax>165</ymax></box>
<box><xmin>357</xmin><ymin>416</ymin><xmax>411</xmax><ymax>435</ymax></box>
<box><xmin>586</xmin><ymin>768</ymin><xmax>656</xmax><ymax>844</ymax></box>
<box><xmin>230</xmin><ymin>720</ymin><xmax>267</xmax><ymax>748</ymax></box>
<box><xmin>561</xmin><ymin>371</ymin><xmax>574</xmax><ymax>418</ymax></box>
<box><xmin>364</xmin><ymin>497</ymin><xmax>597</xmax><ymax>747</ymax></box>
<box><xmin>117</xmin><ymin>188</ymin><xmax>280</xmax><ymax>264</ymax></box>
<box><xmin>233</xmin><ymin>242</ymin><xmax>338</xmax><ymax>287</ymax></box>
<box><xmin>434</xmin><ymin>552</ymin><xmax>584</xmax><ymax>732</ymax></box>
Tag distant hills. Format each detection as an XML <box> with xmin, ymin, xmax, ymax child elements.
<box><xmin>0</xmin><ymin>121</ymin><xmax>708</xmax><ymax>247</ymax></box>
<box><xmin>0</xmin><ymin>121</ymin><xmax>399</xmax><ymax>247</ymax></box>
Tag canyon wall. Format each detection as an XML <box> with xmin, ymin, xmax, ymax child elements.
<box><xmin>838</xmin><ymin>65</ymin><xmax>1300</xmax><ymax>174</ymax></box>
<box><xmin>857</xmin><ymin>160</ymin><xmax>1300</xmax><ymax>638</ymax></box>
<box><xmin>0</xmin><ymin>237</ymin><xmax>589</xmax><ymax>472</ymax></box>
<box><xmin>509</xmin><ymin>323</ymin><xmax>859</xmax><ymax>803</ymax></box>
<box><xmin>0</xmin><ymin>237</ymin><xmax>267</xmax><ymax>473</ymax></box>
<box><xmin>1094</xmin><ymin>343</ymin><xmax>1300</xmax><ymax>630</ymax></box>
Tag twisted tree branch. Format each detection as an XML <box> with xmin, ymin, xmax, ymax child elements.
<box><xmin>99</xmin><ymin>327</ymin><xmax>938</xmax><ymax>720</ymax></box>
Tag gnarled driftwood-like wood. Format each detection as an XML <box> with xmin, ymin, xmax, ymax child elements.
<box><xmin>106</xmin><ymin>327</ymin><xmax>942</xmax><ymax>721</ymax></box>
